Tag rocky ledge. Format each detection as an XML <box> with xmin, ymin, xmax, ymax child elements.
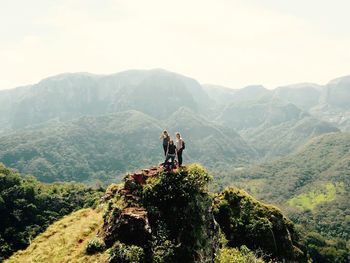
<box><xmin>90</xmin><ymin>164</ymin><xmax>307</xmax><ymax>263</ymax></box>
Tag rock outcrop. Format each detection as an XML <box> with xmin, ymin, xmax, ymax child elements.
<box><xmin>94</xmin><ymin>164</ymin><xmax>307</xmax><ymax>262</ymax></box>
<box><xmin>102</xmin><ymin>166</ymin><xmax>163</xmax><ymax>248</ymax></box>
<box><xmin>213</xmin><ymin>187</ymin><xmax>306</xmax><ymax>262</ymax></box>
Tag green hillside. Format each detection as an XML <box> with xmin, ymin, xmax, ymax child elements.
<box><xmin>216</xmin><ymin>97</ymin><xmax>339</xmax><ymax>158</ymax></box>
<box><xmin>5</xmin><ymin>208</ymin><xmax>107</xmax><ymax>263</ymax></box>
<box><xmin>0</xmin><ymin>70</ymin><xmax>342</xmax><ymax>162</ymax></box>
<box><xmin>220</xmin><ymin>132</ymin><xmax>350</xmax><ymax>244</ymax></box>
<box><xmin>0</xmin><ymin>69</ymin><xmax>211</xmax><ymax>131</ymax></box>
<box><xmin>0</xmin><ymin>111</ymin><xmax>163</xmax><ymax>184</ymax></box>
<box><xmin>0</xmin><ymin>110</ymin><xmax>256</xmax><ymax>184</ymax></box>
<box><xmin>1</xmin><ymin>70</ymin><xmax>349</xmax><ymax>262</ymax></box>
<box><xmin>0</xmin><ymin>164</ymin><xmax>103</xmax><ymax>261</ymax></box>
<box><xmin>6</xmin><ymin>164</ymin><xmax>306</xmax><ymax>263</ymax></box>
<box><xmin>165</xmin><ymin>107</ymin><xmax>258</xmax><ymax>168</ymax></box>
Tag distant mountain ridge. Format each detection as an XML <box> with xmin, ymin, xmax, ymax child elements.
<box><xmin>0</xmin><ymin>69</ymin><xmax>349</xmax><ymax>262</ymax></box>
<box><xmin>0</xmin><ymin>69</ymin><xmax>211</xmax><ymax>130</ymax></box>
<box><xmin>0</xmin><ymin>109</ymin><xmax>256</xmax><ymax>184</ymax></box>
<box><xmin>0</xmin><ymin>68</ymin><xmax>346</xmax><ymax>182</ymax></box>
<box><xmin>1</xmin><ymin>70</ymin><xmax>349</xmax><ymax>132</ymax></box>
<box><xmin>205</xmin><ymin>75</ymin><xmax>350</xmax><ymax>131</ymax></box>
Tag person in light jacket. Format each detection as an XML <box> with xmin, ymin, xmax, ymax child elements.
<box><xmin>175</xmin><ymin>132</ymin><xmax>184</xmax><ymax>167</ymax></box>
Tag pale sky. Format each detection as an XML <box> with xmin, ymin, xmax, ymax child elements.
<box><xmin>0</xmin><ymin>0</ymin><xmax>350</xmax><ymax>90</ymax></box>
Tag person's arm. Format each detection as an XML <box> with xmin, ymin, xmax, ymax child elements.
<box><xmin>165</xmin><ymin>143</ymin><xmax>169</xmax><ymax>156</ymax></box>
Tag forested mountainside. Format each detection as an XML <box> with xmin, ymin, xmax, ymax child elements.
<box><xmin>0</xmin><ymin>69</ymin><xmax>346</xmax><ymax>185</ymax></box>
<box><xmin>0</xmin><ymin>69</ymin><xmax>349</xmax><ymax>262</ymax></box>
<box><xmin>0</xmin><ymin>164</ymin><xmax>104</xmax><ymax>261</ymax></box>
<box><xmin>218</xmin><ymin>132</ymin><xmax>350</xmax><ymax>261</ymax></box>
<box><xmin>216</xmin><ymin>96</ymin><xmax>338</xmax><ymax>158</ymax></box>
<box><xmin>6</xmin><ymin>164</ymin><xmax>309</xmax><ymax>263</ymax></box>
<box><xmin>1</xmin><ymin>70</ymin><xmax>349</xmax><ymax>134</ymax></box>
<box><xmin>0</xmin><ymin>69</ymin><xmax>210</xmax><ymax>130</ymax></box>
<box><xmin>0</xmin><ymin>110</ymin><xmax>256</xmax><ymax>184</ymax></box>
<box><xmin>4</xmin><ymin>164</ymin><xmax>348</xmax><ymax>262</ymax></box>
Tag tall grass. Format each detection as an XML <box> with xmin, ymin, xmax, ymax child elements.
<box><xmin>6</xmin><ymin>208</ymin><xmax>108</xmax><ymax>263</ymax></box>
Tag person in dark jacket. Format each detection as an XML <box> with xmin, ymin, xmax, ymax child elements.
<box><xmin>164</xmin><ymin>140</ymin><xmax>176</xmax><ymax>169</ymax></box>
<box><xmin>160</xmin><ymin>130</ymin><xmax>170</xmax><ymax>156</ymax></box>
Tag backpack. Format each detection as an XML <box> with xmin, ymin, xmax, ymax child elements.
<box><xmin>182</xmin><ymin>140</ymin><xmax>185</xmax><ymax>150</ymax></box>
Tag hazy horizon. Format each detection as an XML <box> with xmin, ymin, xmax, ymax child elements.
<box><xmin>1</xmin><ymin>68</ymin><xmax>349</xmax><ymax>92</ymax></box>
<box><xmin>1</xmin><ymin>0</ymin><xmax>350</xmax><ymax>90</ymax></box>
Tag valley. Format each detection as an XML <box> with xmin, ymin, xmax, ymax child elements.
<box><xmin>0</xmin><ymin>69</ymin><xmax>349</xmax><ymax>262</ymax></box>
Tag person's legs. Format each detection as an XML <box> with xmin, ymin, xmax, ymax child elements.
<box><xmin>177</xmin><ymin>149</ymin><xmax>183</xmax><ymax>166</ymax></box>
<box><xmin>170</xmin><ymin>155</ymin><xmax>175</xmax><ymax>169</ymax></box>
<box><xmin>164</xmin><ymin>154</ymin><xmax>170</xmax><ymax>165</ymax></box>
<box><xmin>163</xmin><ymin>144</ymin><xmax>167</xmax><ymax>156</ymax></box>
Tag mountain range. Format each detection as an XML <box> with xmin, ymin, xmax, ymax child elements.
<box><xmin>0</xmin><ymin>69</ymin><xmax>348</xmax><ymax>183</ymax></box>
<box><xmin>0</xmin><ymin>109</ymin><xmax>256</xmax><ymax>184</ymax></box>
<box><xmin>0</xmin><ymin>69</ymin><xmax>349</xmax><ymax>262</ymax></box>
<box><xmin>1</xmin><ymin>69</ymin><xmax>349</xmax><ymax>134</ymax></box>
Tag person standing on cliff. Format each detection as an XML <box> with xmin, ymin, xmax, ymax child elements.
<box><xmin>160</xmin><ymin>130</ymin><xmax>170</xmax><ymax>156</ymax></box>
<box><xmin>164</xmin><ymin>140</ymin><xmax>177</xmax><ymax>169</ymax></box>
<box><xmin>175</xmin><ymin>132</ymin><xmax>185</xmax><ymax>167</ymax></box>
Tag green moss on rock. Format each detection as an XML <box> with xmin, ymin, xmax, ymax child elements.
<box><xmin>213</xmin><ymin>187</ymin><xmax>307</xmax><ymax>262</ymax></box>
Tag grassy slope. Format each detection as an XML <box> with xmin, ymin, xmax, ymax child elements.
<box><xmin>222</xmin><ymin>132</ymin><xmax>350</xmax><ymax>240</ymax></box>
<box><xmin>6</xmin><ymin>208</ymin><xmax>108</xmax><ymax>263</ymax></box>
<box><xmin>253</xmin><ymin>132</ymin><xmax>348</xmax><ymax>203</ymax></box>
<box><xmin>287</xmin><ymin>182</ymin><xmax>338</xmax><ymax>210</ymax></box>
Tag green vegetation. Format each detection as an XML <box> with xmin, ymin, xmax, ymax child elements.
<box><xmin>215</xmin><ymin>246</ymin><xmax>264</xmax><ymax>263</ymax></box>
<box><xmin>100</xmin><ymin>164</ymin><xmax>305</xmax><ymax>262</ymax></box>
<box><xmin>218</xmin><ymin>132</ymin><xmax>350</xmax><ymax>262</ymax></box>
<box><xmin>0</xmin><ymin>110</ymin><xmax>256</xmax><ymax>185</ymax></box>
<box><xmin>0</xmin><ymin>111</ymin><xmax>163</xmax><ymax>184</ymax></box>
<box><xmin>213</xmin><ymin>187</ymin><xmax>306</xmax><ymax>262</ymax></box>
<box><xmin>6</xmin><ymin>208</ymin><xmax>107</xmax><ymax>263</ymax></box>
<box><xmin>0</xmin><ymin>70</ymin><xmax>340</xmax><ymax>186</ymax></box>
<box><xmin>219</xmin><ymin>133</ymin><xmax>350</xmax><ymax>238</ymax></box>
<box><xmin>302</xmin><ymin>231</ymin><xmax>349</xmax><ymax>263</ymax></box>
<box><xmin>101</xmin><ymin>164</ymin><xmax>218</xmax><ymax>263</ymax></box>
<box><xmin>0</xmin><ymin>164</ymin><xmax>104</xmax><ymax>261</ymax></box>
<box><xmin>287</xmin><ymin>182</ymin><xmax>338</xmax><ymax>210</ymax></box>
<box><xmin>85</xmin><ymin>237</ymin><xmax>106</xmax><ymax>254</ymax></box>
<box><xmin>217</xmin><ymin>97</ymin><xmax>338</xmax><ymax>158</ymax></box>
<box><xmin>0</xmin><ymin>69</ymin><xmax>349</xmax><ymax>262</ymax></box>
<box><xmin>5</xmin><ymin>164</ymin><xmax>308</xmax><ymax>262</ymax></box>
<box><xmin>108</xmin><ymin>242</ymin><xmax>145</xmax><ymax>263</ymax></box>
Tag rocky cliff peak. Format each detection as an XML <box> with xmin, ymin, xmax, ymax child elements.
<box><xmin>85</xmin><ymin>164</ymin><xmax>307</xmax><ymax>262</ymax></box>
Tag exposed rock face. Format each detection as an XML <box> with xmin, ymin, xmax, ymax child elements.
<box><xmin>103</xmin><ymin>207</ymin><xmax>151</xmax><ymax>247</ymax></box>
<box><xmin>102</xmin><ymin>166</ymin><xmax>163</xmax><ymax>248</ymax></box>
